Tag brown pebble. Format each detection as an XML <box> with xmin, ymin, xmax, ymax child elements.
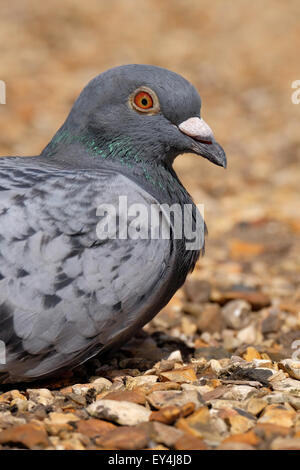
<box><xmin>75</xmin><ymin>419</ymin><xmax>116</xmax><ymax>438</ymax></box>
<box><xmin>258</xmin><ymin>404</ymin><xmax>295</xmax><ymax>428</ymax></box>
<box><xmin>180</xmin><ymin>402</ymin><xmax>196</xmax><ymax>418</ymax></box>
<box><xmin>184</xmin><ymin>279</ymin><xmax>212</xmax><ymax>304</ymax></box>
<box><xmin>0</xmin><ymin>422</ymin><xmax>49</xmax><ymax>449</ymax></box>
<box><xmin>253</xmin><ymin>423</ymin><xmax>291</xmax><ymax>439</ymax></box>
<box><xmin>197</xmin><ymin>303</ymin><xmax>224</xmax><ymax>334</ymax></box>
<box><xmin>222</xmin><ymin>430</ymin><xmax>260</xmax><ymax>446</ymax></box>
<box><xmin>159</xmin><ymin>366</ymin><xmax>197</xmax><ymax>384</ymax></box>
<box><xmin>95</xmin><ymin>426</ymin><xmax>148</xmax><ymax>450</ymax></box>
<box><xmin>147</xmin><ymin>382</ymin><xmax>182</xmax><ymax>393</ymax></box>
<box><xmin>174</xmin><ymin>433</ymin><xmax>207</xmax><ymax>450</ymax></box>
<box><xmin>223</xmin><ymin>290</ymin><xmax>271</xmax><ymax>310</ymax></box>
<box><xmin>150</xmin><ymin>406</ymin><xmax>181</xmax><ymax>424</ymax></box>
<box><xmin>102</xmin><ymin>389</ymin><xmax>146</xmax><ymax>405</ymax></box>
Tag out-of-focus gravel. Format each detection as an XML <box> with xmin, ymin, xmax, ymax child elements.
<box><xmin>0</xmin><ymin>0</ymin><xmax>300</xmax><ymax>450</ymax></box>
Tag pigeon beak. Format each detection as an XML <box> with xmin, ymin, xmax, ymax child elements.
<box><xmin>178</xmin><ymin>117</ymin><xmax>227</xmax><ymax>168</ymax></box>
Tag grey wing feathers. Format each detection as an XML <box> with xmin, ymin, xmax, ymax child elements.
<box><xmin>0</xmin><ymin>159</ymin><xmax>171</xmax><ymax>382</ymax></box>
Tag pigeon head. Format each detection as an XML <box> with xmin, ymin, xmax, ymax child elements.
<box><xmin>44</xmin><ymin>64</ymin><xmax>226</xmax><ymax>169</ymax></box>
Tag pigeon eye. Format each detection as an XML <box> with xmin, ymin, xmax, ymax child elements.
<box><xmin>130</xmin><ymin>87</ymin><xmax>160</xmax><ymax>114</ymax></box>
<box><xmin>134</xmin><ymin>91</ymin><xmax>153</xmax><ymax>110</ymax></box>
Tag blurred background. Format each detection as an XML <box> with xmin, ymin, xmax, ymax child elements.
<box><xmin>0</xmin><ymin>0</ymin><xmax>299</xmax><ymax>315</ymax></box>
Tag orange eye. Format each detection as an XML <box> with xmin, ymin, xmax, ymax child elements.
<box><xmin>134</xmin><ymin>91</ymin><xmax>153</xmax><ymax>110</ymax></box>
<box><xmin>130</xmin><ymin>87</ymin><xmax>160</xmax><ymax>114</ymax></box>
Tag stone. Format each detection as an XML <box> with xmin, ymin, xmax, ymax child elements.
<box><xmin>210</xmin><ymin>400</ymin><xmax>246</xmax><ymax>411</ymax></box>
<box><xmin>96</xmin><ymin>426</ymin><xmax>149</xmax><ymax>450</ymax></box>
<box><xmin>180</xmin><ymin>402</ymin><xmax>196</xmax><ymax>418</ymax></box>
<box><xmin>200</xmin><ymin>332</ymin><xmax>212</xmax><ymax>343</ymax></box>
<box><xmin>196</xmin><ymin>303</ymin><xmax>224</xmax><ymax>334</ymax></box>
<box><xmin>261</xmin><ymin>312</ymin><xmax>282</xmax><ymax>334</ymax></box>
<box><xmin>287</xmin><ymin>395</ymin><xmax>300</xmax><ymax>410</ymax></box>
<box><xmin>202</xmin><ymin>386</ymin><xmax>231</xmax><ymax>402</ymax></box>
<box><xmin>0</xmin><ymin>390</ymin><xmax>26</xmax><ymax>404</ymax></box>
<box><xmin>181</xmin><ymin>315</ymin><xmax>198</xmax><ymax>336</ymax></box>
<box><xmin>0</xmin><ymin>411</ymin><xmax>26</xmax><ymax>429</ymax></box>
<box><xmin>270</xmin><ymin>376</ymin><xmax>300</xmax><ymax>395</ymax></box>
<box><xmin>218</xmin><ymin>442</ymin><xmax>255</xmax><ymax>450</ymax></box>
<box><xmin>221</xmin><ymin>430</ymin><xmax>260</xmax><ymax>446</ymax></box>
<box><xmin>271</xmin><ymin>437</ymin><xmax>300</xmax><ymax>450</ymax></box>
<box><xmin>174</xmin><ymin>433</ymin><xmax>207</xmax><ymax>450</ymax></box>
<box><xmin>182</xmin><ymin>302</ymin><xmax>203</xmax><ymax>317</ymax></box>
<box><xmin>147</xmin><ymin>390</ymin><xmax>201</xmax><ymax>410</ymax></box>
<box><xmin>167</xmin><ymin>350</ymin><xmax>183</xmax><ymax>362</ymax></box>
<box><xmin>139</xmin><ymin>421</ymin><xmax>183</xmax><ymax>448</ymax></box>
<box><xmin>147</xmin><ymin>382</ymin><xmax>181</xmax><ymax>393</ymax></box>
<box><xmin>251</xmin><ymin>360</ymin><xmax>274</xmax><ymax>371</ymax></box>
<box><xmin>246</xmin><ymin>397</ymin><xmax>268</xmax><ymax>416</ymax></box>
<box><xmin>279</xmin><ymin>359</ymin><xmax>300</xmax><ymax>380</ymax></box>
<box><xmin>220</xmin><ymin>289</ymin><xmax>271</xmax><ymax>310</ymax></box>
<box><xmin>224</xmin><ymin>408</ymin><xmax>256</xmax><ymax>434</ymax></box>
<box><xmin>184</xmin><ymin>279</ymin><xmax>211</xmax><ymax>304</ymax></box>
<box><xmin>65</xmin><ymin>392</ymin><xmax>87</xmax><ymax>407</ymax></box>
<box><xmin>181</xmin><ymin>382</ymin><xmax>214</xmax><ymax>396</ymax></box>
<box><xmin>237</xmin><ymin>324</ymin><xmax>259</xmax><ymax>345</ymax></box>
<box><xmin>10</xmin><ymin>398</ymin><xmax>29</xmax><ymax>413</ymax></box>
<box><xmin>102</xmin><ymin>390</ymin><xmax>146</xmax><ymax>405</ymax></box>
<box><xmin>209</xmin><ymin>359</ymin><xmax>223</xmax><ymax>374</ymax></box>
<box><xmin>86</xmin><ymin>399</ymin><xmax>151</xmax><ymax>425</ymax></box>
<box><xmin>222</xmin><ymin>329</ymin><xmax>240</xmax><ymax>350</ymax></box>
<box><xmin>222</xmin><ymin>385</ymin><xmax>257</xmax><ymax>401</ymax></box>
<box><xmin>126</xmin><ymin>375</ymin><xmax>158</xmax><ymax>389</ymax></box>
<box><xmin>154</xmin><ymin>360</ymin><xmax>177</xmax><ymax>372</ymax></box>
<box><xmin>176</xmin><ymin>406</ymin><xmax>226</xmax><ymax>443</ymax></box>
<box><xmin>150</xmin><ymin>406</ymin><xmax>181</xmax><ymax>425</ymax></box>
<box><xmin>151</xmin><ymin>302</ymin><xmax>182</xmax><ymax>329</ymax></box>
<box><xmin>243</xmin><ymin>347</ymin><xmax>262</xmax><ymax>361</ymax></box>
<box><xmin>26</xmin><ymin>388</ymin><xmax>54</xmax><ymax>406</ymax></box>
<box><xmin>55</xmin><ymin>435</ymin><xmax>87</xmax><ymax>450</ymax></box>
<box><xmin>253</xmin><ymin>423</ymin><xmax>291</xmax><ymax>439</ymax></box>
<box><xmin>258</xmin><ymin>404</ymin><xmax>295</xmax><ymax>427</ymax></box>
<box><xmin>0</xmin><ymin>421</ymin><xmax>49</xmax><ymax>448</ymax></box>
<box><xmin>75</xmin><ymin>419</ymin><xmax>116</xmax><ymax>438</ymax></box>
<box><xmin>222</xmin><ymin>300</ymin><xmax>251</xmax><ymax>330</ymax></box>
<box><xmin>44</xmin><ymin>412</ymin><xmax>80</xmax><ymax>435</ymax></box>
<box><xmin>226</xmin><ymin>365</ymin><xmax>273</xmax><ymax>387</ymax></box>
<box><xmin>159</xmin><ymin>366</ymin><xmax>197</xmax><ymax>384</ymax></box>
<box><xmin>72</xmin><ymin>378</ymin><xmax>112</xmax><ymax>396</ymax></box>
<box><xmin>148</xmin><ymin>444</ymin><xmax>169</xmax><ymax>450</ymax></box>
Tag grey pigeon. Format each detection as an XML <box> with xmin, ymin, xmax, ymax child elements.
<box><xmin>0</xmin><ymin>65</ymin><xmax>226</xmax><ymax>383</ymax></box>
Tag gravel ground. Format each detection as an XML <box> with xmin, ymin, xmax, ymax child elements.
<box><xmin>0</xmin><ymin>0</ymin><xmax>299</xmax><ymax>450</ymax></box>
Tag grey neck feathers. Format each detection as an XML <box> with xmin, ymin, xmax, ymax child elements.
<box><xmin>42</xmin><ymin>128</ymin><xmax>188</xmax><ymax>199</ymax></box>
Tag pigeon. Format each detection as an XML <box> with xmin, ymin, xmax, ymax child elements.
<box><xmin>0</xmin><ymin>64</ymin><xmax>226</xmax><ymax>383</ymax></box>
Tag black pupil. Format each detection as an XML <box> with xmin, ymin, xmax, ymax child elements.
<box><xmin>141</xmin><ymin>98</ymin><xmax>148</xmax><ymax>106</ymax></box>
